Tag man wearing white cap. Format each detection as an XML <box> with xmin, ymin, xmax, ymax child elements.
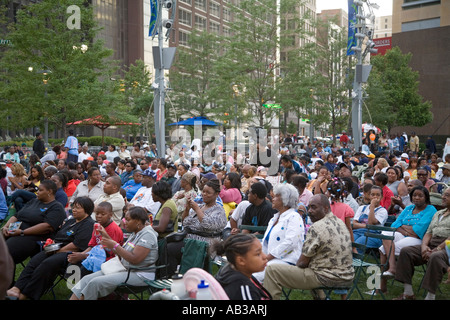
<box><xmin>440</xmin><ymin>164</ymin><xmax>450</xmax><ymax>184</ymax></box>
<box><xmin>129</xmin><ymin>169</ymin><xmax>161</xmax><ymax>217</ymax></box>
<box><xmin>401</xmin><ymin>153</ymin><xmax>409</xmax><ymax>163</ymax></box>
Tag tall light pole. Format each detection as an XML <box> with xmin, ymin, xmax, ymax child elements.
<box><xmin>309</xmin><ymin>88</ymin><xmax>314</xmax><ymax>142</ymax></box>
<box><xmin>232</xmin><ymin>84</ymin><xmax>239</xmax><ymax>151</ymax></box>
<box><xmin>349</xmin><ymin>0</ymin><xmax>378</xmax><ymax>151</ymax></box>
<box><xmin>151</xmin><ymin>0</ymin><xmax>177</xmax><ymax>159</ymax></box>
<box><xmin>28</xmin><ymin>67</ymin><xmax>52</xmax><ymax>147</ymax></box>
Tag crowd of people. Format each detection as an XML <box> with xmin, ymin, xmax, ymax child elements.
<box><xmin>0</xmin><ymin>128</ymin><xmax>449</xmax><ymax>301</ymax></box>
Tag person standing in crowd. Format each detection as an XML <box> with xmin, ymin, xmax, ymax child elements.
<box><xmin>409</xmin><ymin>132</ymin><xmax>420</xmax><ymax>155</ymax></box>
<box><xmin>425</xmin><ymin>136</ymin><xmax>437</xmax><ymax>154</ymax></box>
<box><xmin>32</xmin><ymin>133</ymin><xmax>45</xmax><ymax>159</ymax></box>
<box><xmin>339</xmin><ymin>131</ymin><xmax>349</xmax><ymax>148</ymax></box>
<box><xmin>65</xmin><ymin>130</ymin><xmax>79</xmax><ymax>164</ymax></box>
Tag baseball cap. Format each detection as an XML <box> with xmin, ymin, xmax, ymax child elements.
<box><xmin>142</xmin><ymin>169</ymin><xmax>157</xmax><ymax>179</ymax></box>
<box><xmin>401</xmin><ymin>153</ymin><xmax>409</xmax><ymax>159</ymax></box>
<box><xmin>200</xmin><ymin>172</ymin><xmax>217</xmax><ymax>180</ymax></box>
<box><xmin>339</xmin><ymin>163</ymin><xmax>351</xmax><ymax>170</ymax></box>
<box><xmin>442</xmin><ymin>163</ymin><xmax>450</xmax><ymax>170</ymax></box>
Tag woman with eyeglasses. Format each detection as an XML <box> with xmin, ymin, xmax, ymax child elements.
<box><xmin>416</xmin><ymin>166</ymin><xmax>437</xmax><ymax>192</ymax></box>
<box><xmin>119</xmin><ymin>160</ymin><xmax>136</xmax><ymax>185</ymax></box>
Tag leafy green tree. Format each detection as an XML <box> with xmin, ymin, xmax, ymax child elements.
<box><xmin>169</xmin><ymin>29</ymin><xmax>223</xmax><ymax>121</ymax></box>
<box><xmin>0</xmin><ymin>0</ymin><xmax>119</xmax><ymax>139</ymax></box>
<box><xmin>366</xmin><ymin>46</ymin><xmax>433</xmax><ymax>131</ymax></box>
<box><xmin>314</xmin><ymin>18</ymin><xmax>351</xmax><ymax>142</ymax></box>
<box><xmin>214</xmin><ymin>0</ymin><xmax>286</xmax><ymax>128</ymax></box>
<box><xmin>120</xmin><ymin>59</ymin><xmax>154</xmax><ymax>140</ymax></box>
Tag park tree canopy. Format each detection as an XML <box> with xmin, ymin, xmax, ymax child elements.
<box><xmin>0</xmin><ymin>0</ymin><xmax>121</xmax><ymax>139</ymax></box>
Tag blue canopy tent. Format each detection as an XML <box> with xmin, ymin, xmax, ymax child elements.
<box><xmin>168</xmin><ymin>116</ymin><xmax>218</xmax><ymax>126</ymax></box>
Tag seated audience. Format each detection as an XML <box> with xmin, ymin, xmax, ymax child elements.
<box><xmin>263</xmin><ymin>194</ymin><xmax>354</xmax><ymax>300</ymax></box>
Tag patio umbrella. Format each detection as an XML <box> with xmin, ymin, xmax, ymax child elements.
<box><xmin>67</xmin><ymin>115</ymin><xmax>140</xmax><ymax>147</ymax></box>
<box><xmin>168</xmin><ymin>116</ymin><xmax>218</xmax><ymax>126</ymax></box>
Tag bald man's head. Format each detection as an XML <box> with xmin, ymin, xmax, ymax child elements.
<box><xmin>307</xmin><ymin>194</ymin><xmax>331</xmax><ymax>223</ymax></box>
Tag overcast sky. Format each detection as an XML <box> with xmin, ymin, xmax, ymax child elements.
<box><xmin>316</xmin><ymin>0</ymin><xmax>393</xmax><ymax>16</ymax></box>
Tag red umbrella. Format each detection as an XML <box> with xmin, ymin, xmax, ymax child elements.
<box><xmin>67</xmin><ymin>116</ymin><xmax>140</xmax><ymax>146</ymax></box>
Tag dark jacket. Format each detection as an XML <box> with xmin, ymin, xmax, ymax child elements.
<box><xmin>33</xmin><ymin>138</ymin><xmax>45</xmax><ymax>158</ymax></box>
<box><xmin>215</xmin><ymin>264</ymin><xmax>272</xmax><ymax>300</ymax></box>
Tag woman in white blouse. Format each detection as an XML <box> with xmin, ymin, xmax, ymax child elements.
<box><xmin>69</xmin><ymin>167</ymin><xmax>105</xmax><ymax>205</ymax></box>
<box><xmin>253</xmin><ymin>183</ymin><xmax>305</xmax><ymax>283</ymax></box>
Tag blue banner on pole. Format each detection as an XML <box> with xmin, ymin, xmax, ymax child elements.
<box><xmin>149</xmin><ymin>0</ymin><xmax>158</xmax><ymax>37</ymax></box>
<box><xmin>347</xmin><ymin>0</ymin><xmax>358</xmax><ymax>56</ymax></box>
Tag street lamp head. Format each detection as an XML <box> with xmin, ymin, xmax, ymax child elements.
<box><xmin>162</xmin><ymin>19</ymin><xmax>173</xmax><ymax>29</ymax></box>
<box><xmin>163</xmin><ymin>0</ymin><xmax>173</xmax><ymax>9</ymax></box>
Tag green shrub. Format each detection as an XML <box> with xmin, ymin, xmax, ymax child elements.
<box><xmin>77</xmin><ymin>136</ymin><xmax>125</xmax><ymax>147</ymax></box>
<box><xmin>0</xmin><ymin>136</ymin><xmax>126</xmax><ymax>149</ymax></box>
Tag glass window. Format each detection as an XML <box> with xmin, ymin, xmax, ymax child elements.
<box><xmin>195</xmin><ymin>0</ymin><xmax>207</xmax><ymax>11</ymax></box>
<box><xmin>179</xmin><ymin>9</ymin><xmax>192</xmax><ymax>26</ymax></box>
<box><xmin>195</xmin><ymin>15</ymin><xmax>207</xmax><ymax>30</ymax></box>
<box><xmin>209</xmin><ymin>1</ymin><xmax>220</xmax><ymax>17</ymax></box>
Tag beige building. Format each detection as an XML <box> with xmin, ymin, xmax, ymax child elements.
<box><xmin>374</xmin><ymin>15</ymin><xmax>392</xmax><ymax>38</ymax></box>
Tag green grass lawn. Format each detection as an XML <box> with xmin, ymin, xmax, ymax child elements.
<box><xmin>13</xmin><ymin>257</ymin><xmax>450</xmax><ymax>301</ymax></box>
<box><xmin>282</xmin><ymin>263</ymin><xmax>450</xmax><ymax>301</ymax></box>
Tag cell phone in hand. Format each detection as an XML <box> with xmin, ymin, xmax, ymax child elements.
<box><xmin>8</xmin><ymin>222</ymin><xmax>22</xmax><ymax>233</ymax></box>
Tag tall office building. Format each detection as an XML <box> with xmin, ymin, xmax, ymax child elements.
<box><xmin>280</xmin><ymin>0</ymin><xmax>318</xmax><ymax>136</ymax></box>
<box><xmin>374</xmin><ymin>15</ymin><xmax>392</xmax><ymax>39</ymax></box>
<box><xmin>391</xmin><ymin>0</ymin><xmax>450</xmax><ymax>142</ymax></box>
<box><xmin>2</xmin><ymin>0</ymin><xmax>146</xmax><ymax>140</ymax></box>
<box><xmin>170</xmin><ymin>0</ymin><xmax>231</xmax><ymax>48</ymax></box>
<box><xmin>92</xmin><ymin>0</ymin><xmax>145</xmax><ymax>72</ymax></box>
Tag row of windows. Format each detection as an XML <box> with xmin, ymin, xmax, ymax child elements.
<box><xmin>177</xmin><ymin>23</ymin><xmax>228</xmax><ymax>46</ymax></box>
<box><xmin>179</xmin><ymin>8</ymin><xmax>227</xmax><ymax>32</ymax></box>
<box><xmin>179</xmin><ymin>0</ymin><xmax>226</xmax><ymax>19</ymax></box>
